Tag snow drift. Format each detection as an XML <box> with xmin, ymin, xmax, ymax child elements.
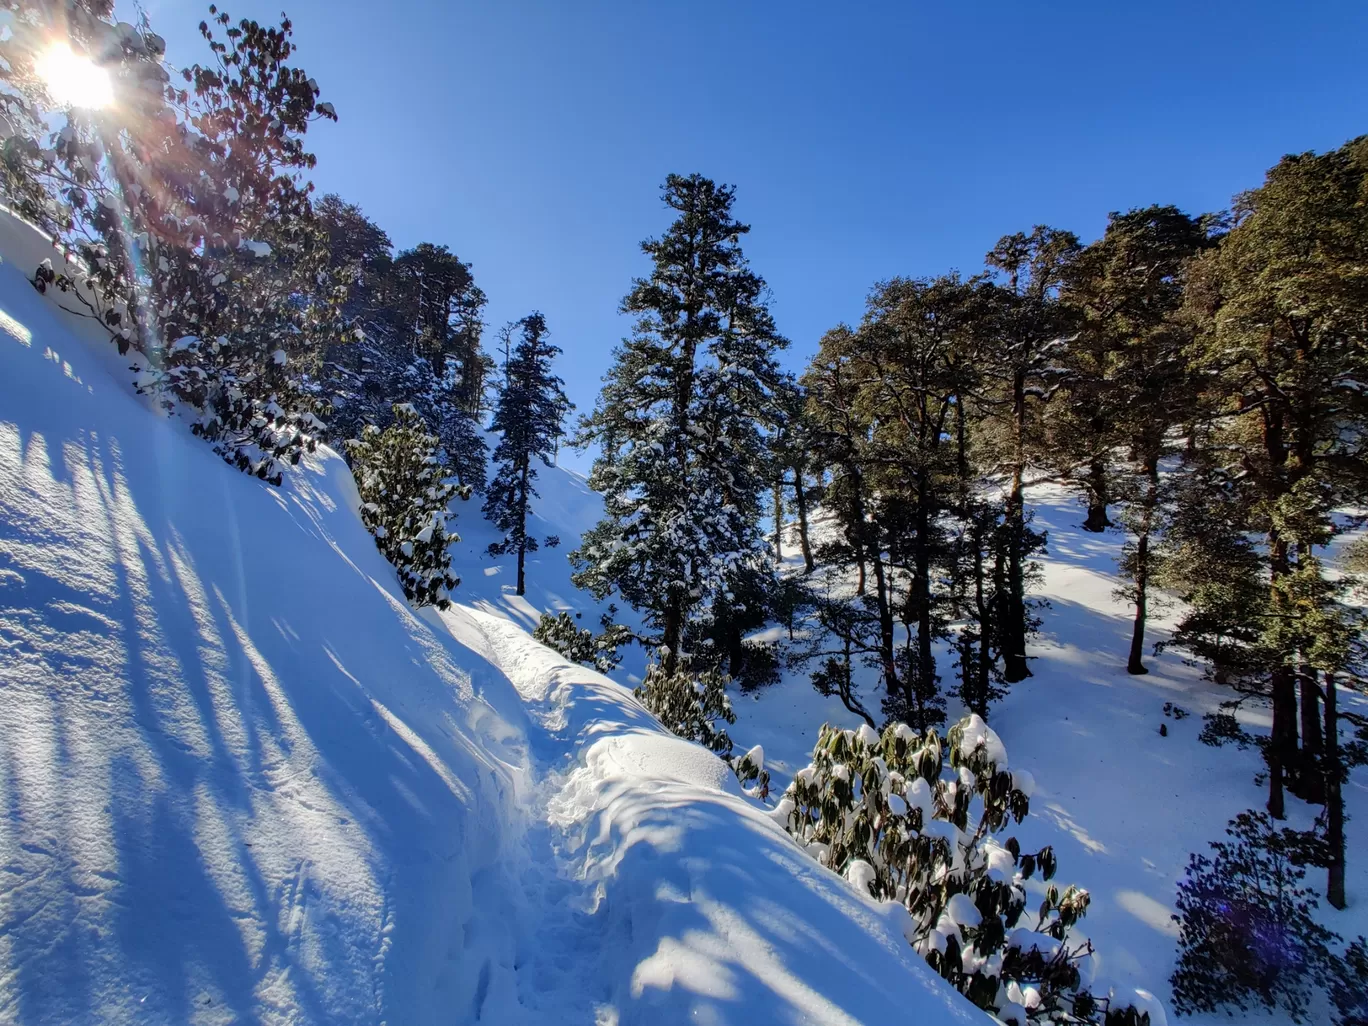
<box><xmin>0</xmin><ymin>210</ymin><xmax>982</xmax><ymax>1024</ymax></box>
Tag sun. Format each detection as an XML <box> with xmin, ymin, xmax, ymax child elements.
<box><xmin>35</xmin><ymin>43</ymin><xmax>113</xmax><ymax>110</ymax></box>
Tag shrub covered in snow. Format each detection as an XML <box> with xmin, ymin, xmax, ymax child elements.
<box><xmin>776</xmin><ymin>714</ymin><xmax>1154</xmax><ymax>1025</ymax></box>
<box><xmin>633</xmin><ymin>657</ymin><xmax>736</xmax><ymax>759</ymax></box>
<box><xmin>347</xmin><ymin>404</ymin><xmax>469</xmax><ymax>609</ymax></box>
<box><xmin>532</xmin><ymin>609</ymin><xmax>630</xmax><ymax>673</ymax></box>
<box><xmin>733</xmin><ymin>744</ymin><xmax>770</xmax><ymax>801</ymax></box>
<box><xmin>1171</xmin><ymin>809</ymin><xmax>1345</xmax><ymax>1024</ymax></box>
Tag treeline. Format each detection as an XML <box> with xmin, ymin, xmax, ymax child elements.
<box><xmin>3</xmin><ymin>1</ymin><xmax>574</xmax><ymax>610</ymax></box>
<box><xmin>567</xmin><ymin>149</ymin><xmax>1366</xmax><ymax>926</ymax></box>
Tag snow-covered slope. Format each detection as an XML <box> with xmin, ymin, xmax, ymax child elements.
<box><xmin>0</xmin><ymin>212</ymin><xmax>982</xmax><ymax>1025</ymax></box>
<box><xmin>729</xmin><ymin>498</ymin><xmax>1368</xmax><ymax>1026</ymax></box>
<box><xmin>0</xmin><ymin>217</ymin><xmax>534</xmax><ymax>1024</ymax></box>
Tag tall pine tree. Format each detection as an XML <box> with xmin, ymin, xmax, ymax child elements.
<box><xmin>572</xmin><ymin>174</ymin><xmax>788</xmax><ymax>674</ymax></box>
<box><xmin>484</xmin><ymin>312</ymin><xmax>571</xmax><ymax>596</ymax></box>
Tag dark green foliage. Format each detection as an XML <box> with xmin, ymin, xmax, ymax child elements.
<box><xmin>315</xmin><ymin>198</ymin><xmax>490</xmax><ymax>490</ymax></box>
<box><xmin>778</xmin><ymin>716</ymin><xmax>1148</xmax><ymax>1025</ymax></box>
<box><xmin>683</xmin><ymin>562</ymin><xmax>782</xmax><ymax>692</ymax></box>
<box><xmin>24</xmin><ymin>7</ymin><xmax>344</xmax><ymax>483</ymax></box>
<box><xmin>1171</xmin><ymin>810</ymin><xmax>1337</xmax><ymax>1023</ymax></box>
<box><xmin>346</xmin><ymin>404</ymin><xmax>470</xmax><ymax>609</ymax></box>
<box><xmin>634</xmin><ymin>658</ymin><xmax>735</xmax><ymax>758</ymax></box>
<box><xmin>484</xmin><ymin>312</ymin><xmax>571</xmax><ymax>595</ymax></box>
<box><xmin>572</xmin><ymin>174</ymin><xmax>789</xmax><ymax>675</ymax></box>
<box><xmin>532</xmin><ymin>609</ymin><xmax>631</xmax><ymax>674</ymax></box>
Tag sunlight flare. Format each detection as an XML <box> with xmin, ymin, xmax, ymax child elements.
<box><xmin>35</xmin><ymin>43</ymin><xmax>112</xmax><ymax>109</ymax></box>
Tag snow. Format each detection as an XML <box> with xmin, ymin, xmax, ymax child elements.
<box><xmin>0</xmin><ymin>208</ymin><xmax>985</xmax><ymax>1024</ymax></box>
<box><xmin>734</xmin><ymin>492</ymin><xmax>1368</xmax><ymax>1026</ymax></box>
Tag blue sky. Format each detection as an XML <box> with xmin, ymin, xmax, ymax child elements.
<box><xmin>145</xmin><ymin>0</ymin><xmax>1368</xmax><ymax>470</ymax></box>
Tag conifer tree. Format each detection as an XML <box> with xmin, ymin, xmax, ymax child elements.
<box><xmin>347</xmin><ymin>404</ymin><xmax>470</xmax><ymax>609</ymax></box>
<box><xmin>483</xmin><ymin>312</ymin><xmax>571</xmax><ymax>596</ymax></box>
<box><xmin>979</xmin><ymin>228</ymin><xmax>1080</xmax><ymax>682</ymax></box>
<box><xmin>1059</xmin><ymin>206</ymin><xmax>1211</xmax><ymax>673</ymax></box>
<box><xmin>311</xmin><ymin>199</ymin><xmax>491</xmax><ymax>488</ymax></box>
<box><xmin>572</xmin><ymin>174</ymin><xmax>789</xmax><ymax>674</ymax></box>
<box><xmin>1180</xmin><ymin>136</ymin><xmax>1368</xmax><ymax>817</ymax></box>
<box><xmin>30</xmin><ymin>7</ymin><xmax>345</xmax><ymax>483</ymax></box>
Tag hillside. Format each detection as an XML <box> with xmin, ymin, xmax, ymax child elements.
<box><xmin>0</xmin><ymin>212</ymin><xmax>981</xmax><ymax>1025</ymax></box>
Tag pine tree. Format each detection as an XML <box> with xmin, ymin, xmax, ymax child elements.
<box><xmin>572</xmin><ymin>174</ymin><xmax>789</xmax><ymax>674</ymax></box>
<box><xmin>1181</xmin><ymin>136</ymin><xmax>1368</xmax><ymax>817</ymax></box>
<box><xmin>1059</xmin><ymin>206</ymin><xmax>1211</xmax><ymax>673</ymax></box>
<box><xmin>483</xmin><ymin>312</ymin><xmax>571</xmax><ymax>595</ymax></box>
<box><xmin>310</xmin><ymin>199</ymin><xmax>491</xmax><ymax>488</ymax></box>
<box><xmin>347</xmin><ymin>404</ymin><xmax>471</xmax><ymax>609</ymax></box>
<box><xmin>979</xmin><ymin>227</ymin><xmax>1080</xmax><ymax>682</ymax></box>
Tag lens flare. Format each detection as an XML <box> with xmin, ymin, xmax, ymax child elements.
<box><xmin>35</xmin><ymin>43</ymin><xmax>113</xmax><ymax>110</ymax></box>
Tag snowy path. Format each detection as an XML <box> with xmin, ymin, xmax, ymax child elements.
<box><xmin>438</xmin><ymin>606</ymin><xmax>984</xmax><ymax>1026</ymax></box>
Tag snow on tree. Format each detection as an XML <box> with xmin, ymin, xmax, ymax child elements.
<box><xmin>532</xmin><ymin>609</ymin><xmax>631</xmax><ymax>674</ymax></box>
<box><xmin>346</xmin><ymin>403</ymin><xmax>470</xmax><ymax>609</ymax></box>
<box><xmin>572</xmin><ymin>173</ymin><xmax>789</xmax><ymax>676</ymax></box>
<box><xmin>776</xmin><ymin>714</ymin><xmax>1155</xmax><ymax>1025</ymax></box>
<box><xmin>24</xmin><ymin>8</ymin><xmax>345</xmax><ymax>484</ymax></box>
<box><xmin>484</xmin><ymin>312</ymin><xmax>571</xmax><ymax>595</ymax></box>
<box><xmin>313</xmin><ymin>198</ymin><xmax>490</xmax><ymax>489</ymax></box>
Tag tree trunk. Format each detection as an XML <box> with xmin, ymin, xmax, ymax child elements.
<box><xmin>1002</xmin><ymin>371</ymin><xmax>1030</xmax><ymax>684</ymax></box>
<box><xmin>515</xmin><ymin>458</ymin><xmax>530</xmax><ymax>596</ymax></box>
<box><xmin>1125</xmin><ymin>532</ymin><xmax>1149</xmax><ymax>675</ymax></box>
<box><xmin>845</xmin><ymin>463</ymin><xmax>869</xmax><ymax>597</ymax></box>
<box><xmin>773</xmin><ymin>477</ymin><xmax>784</xmax><ymax>562</ymax></box>
<box><xmin>1266</xmin><ymin>534</ymin><xmax>1298</xmax><ymax>818</ymax></box>
<box><xmin>870</xmin><ymin>551</ymin><xmax>899</xmax><ymax>696</ymax></box>
<box><xmin>1266</xmin><ymin>713</ymin><xmax>1285</xmax><ymax>820</ymax></box>
<box><xmin>1325</xmin><ymin>672</ymin><xmax>1345</xmax><ymax>909</ymax></box>
<box><xmin>1297</xmin><ymin>667</ymin><xmax>1325</xmax><ymax>804</ymax></box>
<box><xmin>793</xmin><ymin>467</ymin><xmax>815</xmax><ymax>574</ymax></box>
<box><xmin>914</xmin><ymin>475</ymin><xmax>935</xmax><ymax>696</ymax></box>
<box><xmin>1126</xmin><ymin>456</ymin><xmax>1158</xmax><ymax>675</ymax></box>
<box><xmin>1003</xmin><ymin>464</ymin><xmax>1030</xmax><ymax>683</ymax></box>
<box><xmin>662</xmin><ymin>596</ymin><xmax>682</xmax><ymax>676</ymax></box>
<box><xmin>1082</xmin><ymin>457</ymin><xmax>1111</xmax><ymax>533</ymax></box>
<box><xmin>974</xmin><ymin>540</ymin><xmax>991</xmax><ymax>718</ymax></box>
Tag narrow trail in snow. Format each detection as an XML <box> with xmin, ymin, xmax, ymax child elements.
<box><xmin>440</xmin><ymin>606</ymin><xmax>618</xmax><ymax>1023</ymax></box>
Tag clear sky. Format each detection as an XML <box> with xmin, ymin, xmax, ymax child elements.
<box><xmin>143</xmin><ymin>0</ymin><xmax>1368</xmax><ymax>470</ymax></box>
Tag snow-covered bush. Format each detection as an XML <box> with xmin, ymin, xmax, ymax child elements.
<box><xmin>634</xmin><ymin>657</ymin><xmax>736</xmax><ymax>759</ymax></box>
<box><xmin>1171</xmin><ymin>810</ymin><xmax>1340</xmax><ymax>1024</ymax></box>
<box><xmin>346</xmin><ymin>404</ymin><xmax>469</xmax><ymax>609</ymax></box>
<box><xmin>777</xmin><ymin>715</ymin><xmax>1153</xmax><ymax>1025</ymax></box>
<box><xmin>532</xmin><ymin>610</ymin><xmax>629</xmax><ymax>673</ymax></box>
<box><xmin>733</xmin><ymin>744</ymin><xmax>770</xmax><ymax>801</ymax></box>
